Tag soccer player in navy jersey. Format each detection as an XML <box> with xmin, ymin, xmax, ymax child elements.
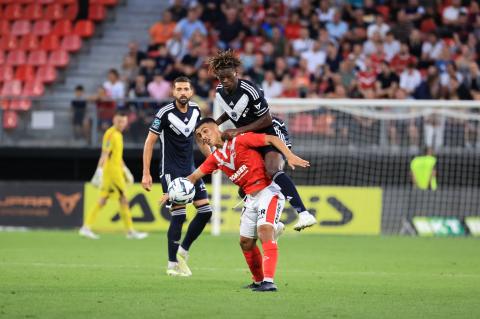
<box><xmin>142</xmin><ymin>77</ymin><xmax>212</xmax><ymax>277</ymax></box>
<box><xmin>208</xmin><ymin>50</ymin><xmax>317</xmax><ymax>231</ymax></box>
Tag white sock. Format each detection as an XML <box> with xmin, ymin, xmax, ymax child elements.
<box><xmin>168</xmin><ymin>261</ymin><xmax>178</xmax><ymax>269</ymax></box>
<box><xmin>263</xmin><ymin>277</ymin><xmax>274</xmax><ymax>283</ymax></box>
<box><xmin>178</xmin><ymin>245</ymin><xmax>188</xmax><ymax>258</ymax></box>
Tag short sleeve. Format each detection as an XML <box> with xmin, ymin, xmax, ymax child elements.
<box><xmin>237</xmin><ymin>132</ymin><xmax>266</xmax><ymax>148</ymax></box>
<box><xmin>241</xmin><ymin>80</ymin><xmax>269</xmax><ymax>117</ymax></box>
<box><xmin>102</xmin><ymin>130</ymin><xmax>114</xmax><ymax>152</ymax></box>
<box><xmin>199</xmin><ymin>154</ymin><xmax>219</xmax><ymax>175</ymax></box>
<box><xmin>149</xmin><ymin>105</ymin><xmax>170</xmax><ymax>135</ymax></box>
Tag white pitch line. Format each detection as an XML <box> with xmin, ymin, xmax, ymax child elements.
<box><xmin>0</xmin><ymin>262</ymin><xmax>479</xmax><ymax>278</ymax></box>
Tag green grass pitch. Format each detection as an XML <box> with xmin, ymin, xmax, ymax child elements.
<box><xmin>0</xmin><ymin>231</ymin><xmax>479</xmax><ymax>319</ymax></box>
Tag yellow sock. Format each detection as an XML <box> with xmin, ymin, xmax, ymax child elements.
<box><xmin>120</xmin><ymin>204</ymin><xmax>133</xmax><ymax>231</ymax></box>
<box><xmin>85</xmin><ymin>202</ymin><xmax>102</xmax><ymax>227</ymax></box>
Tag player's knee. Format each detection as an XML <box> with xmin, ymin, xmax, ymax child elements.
<box><xmin>239</xmin><ymin>237</ymin><xmax>254</xmax><ymax>251</ymax></box>
<box><xmin>257</xmin><ymin>224</ymin><xmax>275</xmax><ymax>243</ymax></box>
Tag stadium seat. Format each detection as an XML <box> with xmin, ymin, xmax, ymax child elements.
<box><xmin>15</xmin><ymin>65</ymin><xmax>35</xmax><ymax>82</ymax></box>
<box><xmin>0</xmin><ymin>20</ymin><xmax>10</xmax><ymax>36</ymax></box>
<box><xmin>27</xmin><ymin>50</ymin><xmax>48</xmax><ymax>66</ymax></box>
<box><xmin>23</xmin><ymin>80</ymin><xmax>45</xmax><ymax>97</ymax></box>
<box><xmin>44</xmin><ymin>3</ymin><xmax>64</xmax><ymax>20</ymax></box>
<box><xmin>74</xmin><ymin>20</ymin><xmax>95</xmax><ymax>38</ymax></box>
<box><xmin>0</xmin><ymin>51</ymin><xmax>5</xmax><ymax>65</ymax></box>
<box><xmin>32</xmin><ymin>20</ymin><xmax>52</xmax><ymax>36</ymax></box>
<box><xmin>88</xmin><ymin>4</ymin><xmax>106</xmax><ymax>21</ymax></box>
<box><xmin>52</xmin><ymin>20</ymin><xmax>73</xmax><ymax>36</ymax></box>
<box><xmin>10</xmin><ymin>98</ymin><xmax>31</xmax><ymax>111</ymax></box>
<box><xmin>61</xmin><ymin>34</ymin><xmax>82</xmax><ymax>52</ymax></box>
<box><xmin>56</xmin><ymin>0</ymin><xmax>77</xmax><ymax>3</ymax></box>
<box><xmin>6</xmin><ymin>50</ymin><xmax>27</xmax><ymax>66</ymax></box>
<box><xmin>0</xmin><ymin>0</ymin><xmax>14</xmax><ymax>3</ymax></box>
<box><xmin>91</xmin><ymin>0</ymin><xmax>118</xmax><ymax>6</ymax></box>
<box><xmin>0</xmin><ymin>35</ymin><xmax>18</xmax><ymax>50</ymax></box>
<box><xmin>1</xmin><ymin>79</ymin><xmax>22</xmax><ymax>96</ymax></box>
<box><xmin>24</xmin><ymin>3</ymin><xmax>44</xmax><ymax>20</ymax></box>
<box><xmin>48</xmin><ymin>50</ymin><xmax>69</xmax><ymax>67</ymax></box>
<box><xmin>313</xmin><ymin>114</ymin><xmax>335</xmax><ymax>136</ymax></box>
<box><xmin>40</xmin><ymin>34</ymin><xmax>60</xmax><ymax>51</ymax></box>
<box><xmin>3</xmin><ymin>110</ymin><xmax>18</xmax><ymax>130</ymax></box>
<box><xmin>36</xmin><ymin>65</ymin><xmax>57</xmax><ymax>83</ymax></box>
<box><xmin>37</xmin><ymin>0</ymin><xmax>55</xmax><ymax>3</ymax></box>
<box><xmin>10</xmin><ymin>20</ymin><xmax>31</xmax><ymax>37</ymax></box>
<box><xmin>289</xmin><ymin>114</ymin><xmax>314</xmax><ymax>134</ymax></box>
<box><xmin>65</xmin><ymin>4</ymin><xmax>79</xmax><ymax>20</ymax></box>
<box><xmin>17</xmin><ymin>0</ymin><xmax>35</xmax><ymax>3</ymax></box>
<box><xmin>19</xmin><ymin>34</ymin><xmax>40</xmax><ymax>51</ymax></box>
<box><xmin>4</xmin><ymin>4</ymin><xmax>23</xmax><ymax>21</ymax></box>
<box><xmin>0</xmin><ymin>65</ymin><xmax>14</xmax><ymax>82</ymax></box>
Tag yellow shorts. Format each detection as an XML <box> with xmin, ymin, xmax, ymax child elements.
<box><xmin>100</xmin><ymin>169</ymin><xmax>127</xmax><ymax>198</ymax></box>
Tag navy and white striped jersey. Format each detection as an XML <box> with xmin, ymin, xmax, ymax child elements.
<box><xmin>215</xmin><ymin>79</ymin><xmax>271</xmax><ymax>133</ymax></box>
<box><xmin>149</xmin><ymin>101</ymin><xmax>201</xmax><ymax>176</ymax></box>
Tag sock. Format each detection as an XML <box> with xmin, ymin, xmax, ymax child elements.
<box><xmin>262</xmin><ymin>240</ymin><xmax>278</xmax><ymax>283</ymax></box>
<box><xmin>242</xmin><ymin>245</ymin><xmax>263</xmax><ymax>283</ymax></box>
<box><xmin>273</xmin><ymin>171</ymin><xmax>307</xmax><ymax>214</ymax></box>
<box><xmin>167</xmin><ymin>208</ymin><xmax>186</xmax><ymax>262</ymax></box>
<box><xmin>181</xmin><ymin>204</ymin><xmax>212</xmax><ymax>251</ymax></box>
<box><xmin>119</xmin><ymin>204</ymin><xmax>134</xmax><ymax>231</ymax></box>
<box><xmin>85</xmin><ymin>202</ymin><xmax>102</xmax><ymax>227</ymax></box>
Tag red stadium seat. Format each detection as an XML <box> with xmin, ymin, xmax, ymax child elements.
<box><xmin>23</xmin><ymin>80</ymin><xmax>45</xmax><ymax>97</ymax></box>
<box><xmin>0</xmin><ymin>21</ymin><xmax>10</xmax><ymax>36</ymax></box>
<box><xmin>61</xmin><ymin>34</ymin><xmax>81</xmax><ymax>52</ymax></box>
<box><xmin>10</xmin><ymin>20</ymin><xmax>31</xmax><ymax>37</ymax></box>
<box><xmin>52</xmin><ymin>20</ymin><xmax>73</xmax><ymax>36</ymax></box>
<box><xmin>91</xmin><ymin>0</ymin><xmax>118</xmax><ymax>6</ymax></box>
<box><xmin>38</xmin><ymin>0</ymin><xmax>55</xmax><ymax>3</ymax></box>
<box><xmin>65</xmin><ymin>4</ymin><xmax>79</xmax><ymax>20</ymax></box>
<box><xmin>3</xmin><ymin>111</ymin><xmax>18</xmax><ymax>129</ymax></box>
<box><xmin>74</xmin><ymin>20</ymin><xmax>95</xmax><ymax>38</ymax></box>
<box><xmin>19</xmin><ymin>34</ymin><xmax>40</xmax><ymax>51</ymax></box>
<box><xmin>289</xmin><ymin>114</ymin><xmax>314</xmax><ymax>134</ymax></box>
<box><xmin>88</xmin><ymin>4</ymin><xmax>106</xmax><ymax>21</ymax></box>
<box><xmin>56</xmin><ymin>0</ymin><xmax>77</xmax><ymax>3</ymax></box>
<box><xmin>27</xmin><ymin>50</ymin><xmax>48</xmax><ymax>66</ymax></box>
<box><xmin>36</xmin><ymin>65</ymin><xmax>57</xmax><ymax>83</ymax></box>
<box><xmin>1</xmin><ymin>79</ymin><xmax>22</xmax><ymax>96</ymax></box>
<box><xmin>48</xmin><ymin>50</ymin><xmax>69</xmax><ymax>67</ymax></box>
<box><xmin>0</xmin><ymin>0</ymin><xmax>13</xmax><ymax>4</ymax></box>
<box><xmin>0</xmin><ymin>51</ymin><xmax>5</xmax><ymax>65</ymax></box>
<box><xmin>17</xmin><ymin>0</ymin><xmax>35</xmax><ymax>3</ymax></box>
<box><xmin>24</xmin><ymin>4</ymin><xmax>44</xmax><ymax>20</ymax></box>
<box><xmin>32</xmin><ymin>20</ymin><xmax>52</xmax><ymax>36</ymax></box>
<box><xmin>0</xmin><ymin>65</ymin><xmax>14</xmax><ymax>82</ymax></box>
<box><xmin>15</xmin><ymin>65</ymin><xmax>36</xmax><ymax>82</ymax></box>
<box><xmin>6</xmin><ymin>50</ymin><xmax>26</xmax><ymax>66</ymax></box>
<box><xmin>0</xmin><ymin>35</ymin><xmax>18</xmax><ymax>50</ymax></box>
<box><xmin>44</xmin><ymin>3</ymin><xmax>64</xmax><ymax>20</ymax></box>
<box><xmin>313</xmin><ymin>114</ymin><xmax>335</xmax><ymax>136</ymax></box>
<box><xmin>10</xmin><ymin>98</ymin><xmax>31</xmax><ymax>111</ymax></box>
<box><xmin>4</xmin><ymin>4</ymin><xmax>23</xmax><ymax>21</ymax></box>
<box><xmin>40</xmin><ymin>34</ymin><xmax>60</xmax><ymax>51</ymax></box>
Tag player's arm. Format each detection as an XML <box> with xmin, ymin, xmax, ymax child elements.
<box><xmin>215</xmin><ymin>112</ymin><xmax>229</xmax><ymax>125</ymax></box>
<box><xmin>186</xmin><ymin>168</ymin><xmax>206</xmax><ymax>185</ymax></box>
<box><xmin>223</xmin><ymin>112</ymin><xmax>273</xmax><ymax>139</ymax></box>
<box><xmin>142</xmin><ymin>131</ymin><xmax>158</xmax><ymax>191</ymax></box>
<box><xmin>264</xmin><ymin>135</ymin><xmax>310</xmax><ymax>170</ymax></box>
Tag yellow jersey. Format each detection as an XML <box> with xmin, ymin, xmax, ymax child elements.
<box><xmin>102</xmin><ymin>126</ymin><xmax>123</xmax><ymax>173</ymax></box>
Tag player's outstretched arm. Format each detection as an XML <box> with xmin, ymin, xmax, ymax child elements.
<box><xmin>223</xmin><ymin>112</ymin><xmax>273</xmax><ymax>139</ymax></box>
<box><xmin>142</xmin><ymin>132</ymin><xmax>158</xmax><ymax>191</ymax></box>
<box><xmin>264</xmin><ymin>135</ymin><xmax>310</xmax><ymax>170</ymax></box>
<box><xmin>215</xmin><ymin>112</ymin><xmax>229</xmax><ymax>125</ymax></box>
<box><xmin>186</xmin><ymin>168</ymin><xmax>206</xmax><ymax>185</ymax></box>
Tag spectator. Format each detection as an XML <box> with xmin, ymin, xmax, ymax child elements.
<box><xmin>92</xmin><ymin>87</ymin><xmax>116</xmax><ymax>132</ymax></box>
<box><xmin>175</xmin><ymin>7</ymin><xmax>207</xmax><ymax>41</ymax></box>
<box><xmin>326</xmin><ymin>10</ymin><xmax>348</xmax><ymax>40</ymax></box>
<box><xmin>127</xmin><ymin>41</ymin><xmax>147</xmax><ymax>66</ymax></box>
<box><xmin>281</xmin><ymin>75</ymin><xmax>299</xmax><ymax>97</ymax></box>
<box><xmin>166</xmin><ymin>31</ymin><xmax>188</xmax><ymax>60</ymax></box>
<box><xmin>367</xmin><ymin>15</ymin><xmax>390</xmax><ymax>39</ymax></box>
<box><xmin>192</xmin><ymin>68</ymin><xmax>211</xmax><ymax>100</ymax></box>
<box><xmin>325</xmin><ymin>42</ymin><xmax>342</xmax><ymax>73</ymax></box>
<box><xmin>149</xmin><ymin>11</ymin><xmax>176</xmax><ymax>49</ymax></box>
<box><xmin>71</xmin><ymin>85</ymin><xmax>90</xmax><ymax>141</ymax></box>
<box><xmin>383</xmin><ymin>32</ymin><xmax>401</xmax><ymax>62</ymax></box>
<box><xmin>284</xmin><ymin>12</ymin><xmax>302</xmax><ymax>40</ymax></box>
<box><xmin>375</xmin><ymin>61</ymin><xmax>399</xmax><ymax>98</ymax></box>
<box><xmin>442</xmin><ymin>0</ymin><xmax>467</xmax><ymax>26</ymax></box>
<box><xmin>262</xmin><ymin>70</ymin><xmax>283</xmax><ymax>98</ymax></box>
<box><xmin>218</xmin><ymin>7</ymin><xmax>245</xmax><ymax>50</ymax></box>
<box><xmin>301</xmin><ymin>40</ymin><xmax>326</xmax><ymax>75</ymax></box>
<box><xmin>273</xmin><ymin>57</ymin><xmax>289</xmax><ymax>82</ymax></box>
<box><xmin>139</xmin><ymin>59</ymin><xmax>156</xmax><ymax>84</ymax></box>
<box><xmin>103</xmin><ymin>69</ymin><xmax>125</xmax><ymax>101</ymax></box>
<box><xmin>421</xmin><ymin>33</ymin><xmax>444</xmax><ymax>65</ymax></box>
<box><xmin>399</xmin><ymin>61</ymin><xmax>422</xmax><ymax>96</ymax></box>
<box><xmin>121</xmin><ymin>55</ymin><xmax>139</xmax><ymax>87</ymax></box>
<box><xmin>239</xmin><ymin>41</ymin><xmax>256</xmax><ymax>71</ymax></box>
<box><xmin>317</xmin><ymin>0</ymin><xmax>335</xmax><ymax>24</ymax></box>
<box><xmin>154</xmin><ymin>45</ymin><xmax>175</xmax><ymax>80</ymax></box>
<box><xmin>270</xmin><ymin>27</ymin><xmax>288</xmax><ymax>58</ymax></box>
<box><xmin>147</xmin><ymin>71</ymin><xmax>171</xmax><ymax>100</ymax></box>
<box><xmin>168</xmin><ymin>0</ymin><xmax>187</xmax><ymax>22</ymax></box>
<box><xmin>292</xmin><ymin>27</ymin><xmax>314</xmax><ymax>57</ymax></box>
<box><xmin>391</xmin><ymin>43</ymin><xmax>415</xmax><ymax>75</ymax></box>
<box><xmin>391</xmin><ymin>10</ymin><xmax>414</xmax><ymax>43</ymax></box>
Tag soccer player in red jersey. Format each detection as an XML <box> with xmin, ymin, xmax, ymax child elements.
<box><xmin>187</xmin><ymin>118</ymin><xmax>309</xmax><ymax>292</ymax></box>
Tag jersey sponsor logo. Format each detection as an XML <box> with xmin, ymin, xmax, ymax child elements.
<box><xmin>228</xmin><ymin>164</ymin><xmax>248</xmax><ymax>182</ymax></box>
<box><xmin>253</xmin><ymin>102</ymin><xmax>261</xmax><ymax>110</ymax></box>
<box><xmin>216</xmin><ymin>93</ymin><xmax>249</xmax><ymax>122</ymax></box>
<box><xmin>167</xmin><ymin>109</ymin><xmax>199</xmax><ymax>137</ymax></box>
<box><xmin>152</xmin><ymin>118</ymin><xmax>161</xmax><ymax>130</ymax></box>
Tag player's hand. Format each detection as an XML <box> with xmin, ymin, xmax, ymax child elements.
<box><xmin>142</xmin><ymin>174</ymin><xmax>152</xmax><ymax>191</ymax></box>
<box><xmin>91</xmin><ymin>167</ymin><xmax>103</xmax><ymax>188</ymax></box>
<box><xmin>159</xmin><ymin>193</ymin><xmax>169</xmax><ymax>207</ymax></box>
<box><xmin>123</xmin><ymin>166</ymin><xmax>134</xmax><ymax>185</ymax></box>
<box><xmin>286</xmin><ymin>154</ymin><xmax>310</xmax><ymax>170</ymax></box>
<box><xmin>221</xmin><ymin>129</ymin><xmax>238</xmax><ymax>140</ymax></box>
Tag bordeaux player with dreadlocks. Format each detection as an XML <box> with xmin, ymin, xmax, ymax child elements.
<box><xmin>208</xmin><ymin>50</ymin><xmax>316</xmax><ymax>231</ymax></box>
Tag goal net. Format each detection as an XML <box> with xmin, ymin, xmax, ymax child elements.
<box><xmin>211</xmin><ymin>98</ymin><xmax>480</xmax><ymax>236</ymax></box>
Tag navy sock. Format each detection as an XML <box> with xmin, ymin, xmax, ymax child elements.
<box><xmin>273</xmin><ymin>171</ymin><xmax>307</xmax><ymax>214</ymax></box>
<box><xmin>167</xmin><ymin>208</ymin><xmax>186</xmax><ymax>262</ymax></box>
<box><xmin>181</xmin><ymin>205</ymin><xmax>212</xmax><ymax>251</ymax></box>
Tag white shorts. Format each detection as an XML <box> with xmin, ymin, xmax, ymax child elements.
<box><xmin>240</xmin><ymin>182</ymin><xmax>285</xmax><ymax>239</ymax></box>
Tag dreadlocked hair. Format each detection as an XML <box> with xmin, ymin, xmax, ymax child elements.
<box><xmin>207</xmin><ymin>50</ymin><xmax>241</xmax><ymax>74</ymax></box>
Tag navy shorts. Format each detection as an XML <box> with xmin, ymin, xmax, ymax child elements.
<box><xmin>160</xmin><ymin>172</ymin><xmax>208</xmax><ymax>202</ymax></box>
<box><xmin>258</xmin><ymin>118</ymin><xmax>292</xmax><ymax>157</ymax></box>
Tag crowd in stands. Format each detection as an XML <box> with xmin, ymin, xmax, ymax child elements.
<box><xmin>83</xmin><ymin>0</ymin><xmax>480</xmax><ymax>148</ymax></box>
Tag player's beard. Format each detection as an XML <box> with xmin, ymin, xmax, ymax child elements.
<box><xmin>177</xmin><ymin>96</ymin><xmax>189</xmax><ymax>106</ymax></box>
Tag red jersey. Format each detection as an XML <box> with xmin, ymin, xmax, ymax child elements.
<box><xmin>199</xmin><ymin>133</ymin><xmax>271</xmax><ymax>194</ymax></box>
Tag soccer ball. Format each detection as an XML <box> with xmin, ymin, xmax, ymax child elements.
<box><xmin>168</xmin><ymin>177</ymin><xmax>196</xmax><ymax>205</ymax></box>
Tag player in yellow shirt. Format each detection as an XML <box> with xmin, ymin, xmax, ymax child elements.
<box><xmin>79</xmin><ymin>111</ymin><xmax>148</xmax><ymax>239</ymax></box>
